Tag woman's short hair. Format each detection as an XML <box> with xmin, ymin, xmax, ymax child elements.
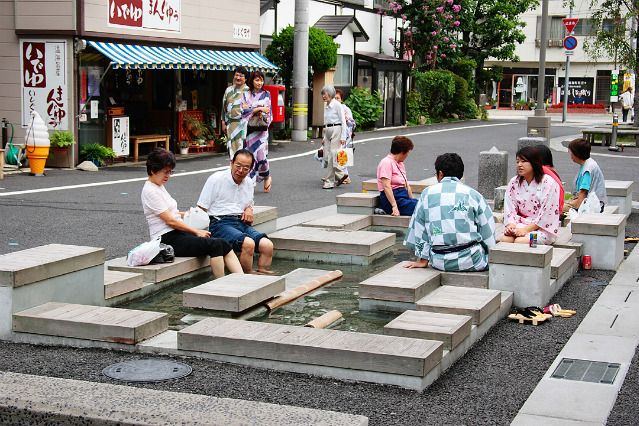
<box><xmin>435</xmin><ymin>153</ymin><xmax>464</xmax><ymax>179</ymax></box>
<box><xmin>568</xmin><ymin>138</ymin><xmax>591</xmax><ymax>161</ymax></box>
<box><xmin>535</xmin><ymin>144</ymin><xmax>554</xmax><ymax>167</ymax></box>
<box><xmin>335</xmin><ymin>89</ymin><xmax>345</xmax><ymax>99</ymax></box>
<box><xmin>516</xmin><ymin>146</ymin><xmax>544</xmax><ymax>184</ymax></box>
<box><xmin>233</xmin><ymin>66</ymin><xmax>248</xmax><ymax>79</ymax></box>
<box><xmin>146</xmin><ymin>148</ymin><xmax>176</xmax><ymax>176</ymax></box>
<box><xmin>390</xmin><ymin>136</ymin><xmax>414</xmax><ymax>154</ymax></box>
<box><xmin>321</xmin><ymin>85</ymin><xmax>336</xmax><ymax>98</ymax></box>
<box><xmin>247</xmin><ymin>70</ymin><xmax>265</xmax><ymax>91</ymax></box>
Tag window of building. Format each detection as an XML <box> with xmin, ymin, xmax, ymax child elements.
<box><xmin>602</xmin><ymin>18</ymin><xmax>623</xmax><ymax>33</ymax></box>
<box><xmin>260</xmin><ymin>36</ymin><xmax>273</xmax><ymax>55</ymax></box>
<box><xmin>573</xmin><ymin>19</ymin><xmax>596</xmax><ymax>36</ymax></box>
<box><xmin>334</xmin><ymin>54</ymin><xmax>352</xmax><ymax>86</ymax></box>
<box><xmin>537</xmin><ymin>16</ymin><xmax>566</xmax><ymax>40</ymax></box>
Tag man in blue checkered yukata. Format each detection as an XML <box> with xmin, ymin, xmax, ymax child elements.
<box><xmin>404</xmin><ymin>153</ymin><xmax>496</xmax><ymax>272</ymax></box>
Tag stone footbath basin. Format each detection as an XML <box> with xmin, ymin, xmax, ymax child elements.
<box><xmin>120</xmin><ymin>227</ymin><xmax>411</xmax><ymax>334</ymax></box>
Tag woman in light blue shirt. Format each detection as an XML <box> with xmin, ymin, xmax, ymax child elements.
<box><xmin>564</xmin><ymin>138</ymin><xmax>607</xmax><ymax>213</ymax></box>
<box><xmin>320</xmin><ymin>85</ymin><xmax>348</xmax><ymax>189</ymax></box>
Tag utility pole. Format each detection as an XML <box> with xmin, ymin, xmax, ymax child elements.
<box><xmin>562</xmin><ymin>5</ymin><xmax>573</xmax><ymax>123</ymax></box>
<box><xmin>291</xmin><ymin>0</ymin><xmax>309</xmax><ymax>142</ymax></box>
<box><xmin>527</xmin><ymin>0</ymin><xmax>552</xmax><ymax>139</ymax></box>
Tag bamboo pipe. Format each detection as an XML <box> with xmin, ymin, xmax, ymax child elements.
<box><xmin>304</xmin><ymin>310</ymin><xmax>343</xmax><ymax>329</ymax></box>
<box><xmin>265</xmin><ymin>270</ymin><xmax>343</xmax><ymax>311</ymax></box>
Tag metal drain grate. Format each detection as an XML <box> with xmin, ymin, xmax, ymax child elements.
<box><xmin>551</xmin><ymin>358</ymin><xmax>620</xmax><ymax>384</ymax></box>
<box><xmin>103</xmin><ymin>359</ymin><xmax>192</xmax><ymax>383</ymax></box>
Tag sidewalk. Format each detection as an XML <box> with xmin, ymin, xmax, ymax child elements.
<box><xmin>487</xmin><ymin>108</ymin><xmax>614</xmax><ymax>126</ymax></box>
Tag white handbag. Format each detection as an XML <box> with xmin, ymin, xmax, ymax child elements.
<box><xmin>183</xmin><ymin>206</ymin><xmax>210</xmax><ymax>230</ymax></box>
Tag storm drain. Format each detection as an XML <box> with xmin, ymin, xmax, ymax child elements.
<box><xmin>551</xmin><ymin>358</ymin><xmax>620</xmax><ymax>384</ymax></box>
<box><xmin>102</xmin><ymin>359</ymin><xmax>192</xmax><ymax>383</ymax></box>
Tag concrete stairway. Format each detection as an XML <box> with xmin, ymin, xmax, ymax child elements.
<box><xmin>416</xmin><ymin>286</ymin><xmax>502</xmax><ymax>325</ymax></box>
<box><xmin>13</xmin><ymin>302</ymin><xmax>168</xmax><ymax>344</ymax></box>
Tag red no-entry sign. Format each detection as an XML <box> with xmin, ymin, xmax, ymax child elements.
<box><xmin>563</xmin><ymin>18</ymin><xmax>579</xmax><ymax>34</ymax></box>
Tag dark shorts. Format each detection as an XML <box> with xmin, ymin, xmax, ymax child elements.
<box><xmin>209</xmin><ymin>217</ymin><xmax>267</xmax><ymax>253</ymax></box>
<box><xmin>160</xmin><ymin>230</ymin><xmax>232</xmax><ymax>258</ymax></box>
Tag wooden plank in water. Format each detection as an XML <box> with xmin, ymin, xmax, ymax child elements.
<box><xmin>359</xmin><ymin>261</ymin><xmax>441</xmax><ymax>303</ymax></box>
<box><xmin>384</xmin><ymin>310</ymin><xmax>472</xmax><ymax>350</ymax></box>
<box><xmin>416</xmin><ymin>286</ymin><xmax>501</xmax><ymax>325</ymax></box>
<box><xmin>178</xmin><ymin>317</ymin><xmax>443</xmax><ymax>377</ymax></box>
<box><xmin>13</xmin><ymin>302</ymin><xmax>168</xmax><ymax>344</ymax></box>
<box><xmin>182</xmin><ymin>274</ymin><xmax>285</xmax><ymax>312</ymax></box>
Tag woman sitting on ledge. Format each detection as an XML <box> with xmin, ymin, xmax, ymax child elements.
<box><xmin>376</xmin><ymin>136</ymin><xmax>417</xmax><ymax>216</ymax></box>
<box><xmin>564</xmin><ymin>138</ymin><xmax>607</xmax><ymax>213</ymax></box>
<box><xmin>141</xmin><ymin>148</ymin><xmax>243</xmax><ymax>278</ymax></box>
<box><xmin>502</xmin><ymin>146</ymin><xmax>560</xmax><ymax>245</ymax></box>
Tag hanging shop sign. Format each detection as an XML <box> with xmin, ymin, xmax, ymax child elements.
<box><xmin>108</xmin><ymin>0</ymin><xmax>181</xmax><ymax>32</ymax></box>
<box><xmin>20</xmin><ymin>40</ymin><xmax>68</xmax><ymax>130</ymax></box>
<box><xmin>610</xmin><ymin>69</ymin><xmax>620</xmax><ymax>102</ymax></box>
<box><xmin>111</xmin><ymin>116</ymin><xmax>130</xmax><ymax>157</ymax></box>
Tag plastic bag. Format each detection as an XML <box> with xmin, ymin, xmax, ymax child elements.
<box><xmin>149</xmin><ymin>243</ymin><xmax>175</xmax><ymax>264</ymax></box>
<box><xmin>334</xmin><ymin>147</ymin><xmax>354</xmax><ymax>167</ymax></box>
<box><xmin>183</xmin><ymin>206</ymin><xmax>210</xmax><ymax>230</ymax></box>
<box><xmin>567</xmin><ymin>191</ymin><xmax>601</xmax><ymax>231</ymax></box>
<box><xmin>127</xmin><ymin>237</ymin><xmax>162</xmax><ymax>266</ymax></box>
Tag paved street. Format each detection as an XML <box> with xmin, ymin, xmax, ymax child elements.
<box><xmin>1</xmin><ymin>118</ymin><xmax>637</xmax><ymax>258</ymax></box>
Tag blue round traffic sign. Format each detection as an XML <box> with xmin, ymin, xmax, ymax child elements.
<box><xmin>564</xmin><ymin>36</ymin><xmax>578</xmax><ymax>50</ymax></box>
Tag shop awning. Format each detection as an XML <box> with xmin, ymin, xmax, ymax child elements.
<box><xmin>87</xmin><ymin>41</ymin><xmax>278</xmax><ymax>72</ymax></box>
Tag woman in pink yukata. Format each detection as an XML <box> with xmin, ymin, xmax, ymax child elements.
<box><xmin>502</xmin><ymin>146</ymin><xmax>561</xmax><ymax>245</ymax></box>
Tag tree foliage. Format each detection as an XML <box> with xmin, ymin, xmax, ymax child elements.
<box><xmin>344</xmin><ymin>87</ymin><xmax>384</xmax><ymax>130</ymax></box>
<box><xmin>265</xmin><ymin>26</ymin><xmax>338</xmax><ymax>89</ymax></box>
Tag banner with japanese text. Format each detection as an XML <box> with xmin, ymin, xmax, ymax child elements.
<box><xmin>112</xmin><ymin>116</ymin><xmax>130</xmax><ymax>156</ymax></box>
<box><xmin>108</xmin><ymin>0</ymin><xmax>181</xmax><ymax>32</ymax></box>
<box><xmin>20</xmin><ymin>40</ymin><xmax>69</xmax><ymax>130</ymax></box>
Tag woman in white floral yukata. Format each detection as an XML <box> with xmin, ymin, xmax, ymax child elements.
<box><xmin>502</xmin><ymin>146</ymin><xmax>561</xmax><ymax>245</ymax></box>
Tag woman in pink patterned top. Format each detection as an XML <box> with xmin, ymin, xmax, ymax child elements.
<box><xmin>502</xmin><ymin>146</ymin><xmax>560</xmax><ymax>245</ymax></box>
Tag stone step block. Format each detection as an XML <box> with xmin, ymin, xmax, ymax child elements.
<box><xmin>106</xmin><ymin>256</ymin><xmax>210</xmax><ymax>283</ymax></box>
<box><xmin>371</xmin><ymin>214</ymin><xmax>411</xmax><ymax>228</ymax></box>
<box><xmin>13</xmin><ymin>302</ymin><xmax>168</xmax><ymax>344</ymax></box>
<box><xmin>301</xmin><ymin>213</ymin><xmax>372</xmax><ymax>231</ymax></box>
<box><xmin>554</xmin><ymin>241</ymin><xmax>583</xmax><ymax>258</ymax></box>
<box><xmin>605</xmin><ymin>180</ymin><xmax>634</xmax><ymax>214</ymax></box>
<box><xmin>384</xmin><ymin>310</ymin><xmax>472</xmax><ymax>350</ymax></box>
<box><xmin>104</xmin><ymin>269</ymin><xmax>143</xmax><ymax>300</ymax></box>
<box><xmin>252</xmin><ymin>205</ymin><xmax>278</xmax><ymax>234</ymax></box>
<box><xmin>551</xmin><ymin>247</ymin><xmax>578</xmax><ymax>280</ymax></box>
<box><xmin>359</xmin><ymin>261</ymin><xmax>441</xmax><ymax>303</ymax></box>
<box><xmin>555</xmin><ymin>227</ymin><xmax>572</xmax><ymax>244</ymax></box>
<box><xmin>0</xmin><ymin>244</ymin><xmax>105</xmax><ymax>288</ymax></box>
<box><xmin>270</xmin><ymin>226</ymin><xmax>395</xmax><ymax>256</ymax></box>
<box><xmin>570</xmin><ymin>213</ymin><xmax>627</xmax><ymax>236</ymax></box>
<box><xmin>183</xmin><ymin>273</ymin><xmax>285</xmax><ymax>312</ymax></box>
<box><xmin>416</xmin><ymin>286</ymin><xmax>502</xmax><ymax>325</ymax></box>
<box><xmin>336</xmin><ymin>192</ymin><xmax>379</xmax><ymax>214</ymax></box>
<box><xmin>362</xmin><ymin>177</ymin><xmax>436</xmax><ymax>193</ymax></box>
<box><xmin>570</xmin><ymin>213</ymin><xmax>627</xmax><ymax>271</ymax></box>
<box><xmin>439</xmin><ymin>271</ymin><xmax>489</xmax><ymax>289</ymax></box>
<box><xmin>178</xmin><ymin>317</ymin><xmax>443</xmax><ymax>377</ymax></box>
<box><xmin>489</xmin><ymin>242</ymin><xmax>553</xmax><ymax>267</ymax></box>
<box><xmin>604</xmin><ymin>205</ymin><xmax>619</xmax><ymax>214</ymax></box>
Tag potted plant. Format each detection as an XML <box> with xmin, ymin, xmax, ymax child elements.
<box><xmin>214</xmin><ymin>133</ymin><xmax>228</xmax><ymax>153</ymax></box>
<box><xmin>79</xmin><ymin>143</ymin><xmax>117</xmax><ymax>167</ymax></box>
<box><xmin>47</xmin><ymin>130</ymin><xmax>75</xmax><ymax>168</ymax></box>
<box><xmin>184</xmin><ymin>115</ymin><xmax>207</xmax><ymax>142</ymax></box>
<box><xmin>179</xmin><ymin>140</ymin><xmax>189</xmax><ymax>155</ymax></box>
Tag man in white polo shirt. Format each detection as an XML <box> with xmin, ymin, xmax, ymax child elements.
<box><xmin>197</xmin><ymin>149</ymin><xmax>274</xmax><ymax>274</ymax></box>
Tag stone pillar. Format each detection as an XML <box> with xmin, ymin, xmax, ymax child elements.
<box><xmin>570</xmin><ymin>213</ymin><xmax>627</xmax><ymax>271</ymax></box>
<box><xmin>493</xmin><ymin>185</ymin><xmax>508</xmax><ymax>212</ymax></box>
<box><xmin>605</xmin><ymin>180</ymin><xmax>634</xmax><ymax>215</ymax></box>
<box><xmin>478</xmin><ymin>147</ymin><xmax>508</xmax><ymax>200</ymax></box>
<box><xmin>488</xmin><ymin>242</ymin><xmax>553</xmax><ymax>307</ymax></box>
<box><xmin>526</xmin><ymin>115</ymin><xmax>552</xmax><ymax>140</ymax></box>
<box><xmin>517</xmin><ymin>136</ymin><xmax>548</xmax><ymax>151</ymax></box>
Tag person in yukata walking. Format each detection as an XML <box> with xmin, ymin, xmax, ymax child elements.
<box><xmin>502</xmin><ymin>146</ymin><xmax>561</xmax><ymax>245</ymax></box>
<box><xmin>221</xmin><ymin>67</ymin><xmax>249</xmax><ymax>159</ymax></box>
<box><xmin>404</xmin><ymin>153</ymin><xmax>496</xmax><ymax>272</ymax></box>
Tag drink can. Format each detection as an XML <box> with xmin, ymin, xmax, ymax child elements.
<box><xmin>583</xmin><ymin>255</ymin><xmax>592</xmax><ymax>270</ymax></box>
<box><xmin>529</xmin><ymin>232</ymin><xmax>538</xmax><ymax>248</ymax></box>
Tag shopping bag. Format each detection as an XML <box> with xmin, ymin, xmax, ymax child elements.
<box><xmin>127</xmin><ymin>237</ymin><xmax>162</xmax><ymax>266</ymax></box>
<box><xmin>334</xmin><ymin>147</ymin><xmax>354</xmax><ymax>167</ymax></box>
<box><xmin>567</xmin><ymin>192</ymin><xmax>601</xmax><ymax>231</ymax></box>
<box><xmin>183</xmin><ymin>206</ymin><xmax>210</xmax><ymax>230</ymax></box>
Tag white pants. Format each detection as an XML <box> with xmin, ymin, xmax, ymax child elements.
<box><xmin>322</xmin><ymin>126</ymin><xmax>345</xmax><ymax>185</ymax></box>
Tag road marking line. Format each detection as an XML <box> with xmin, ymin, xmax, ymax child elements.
<box><xmin>0</xmin><ymin>123</ymin><xmax>516</xmax><ymax>198</ymax></box>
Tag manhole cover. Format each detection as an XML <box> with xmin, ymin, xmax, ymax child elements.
<box><xmin>551</xmin><ymin>358</ymin><xmax>620</xmax><ymax>384</ymax></box>
<box><xmin>102</xmin><ymin>359</ymin><xmax>192</xmax><ymax>383</ymax></box>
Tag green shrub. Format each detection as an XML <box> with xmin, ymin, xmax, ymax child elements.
<box><xmin>413</xmin><ymin>70</ymin><xmax>456</xmax><ymax>119</ymax></box>
<box><xmin>344</xmin><ymin>87</ymin><xmax>384</xmax><ymax>130</ymax></box>
<box><xmin>79</xmin><ymin>143</ymin><xmax>116</xmax><ymax>167</ymax></box>
<box><xmin>49</xmin><ymin>130</ymin><xmax>75</xmax><ymax>148</ymax></box>
<box><xmin>406</xmin><ymin>90</ymin><xmax>429</xmax><ymax>125</ymax></box>
<box><xmin>450</xmin><ymin>74</ymin><xmax>479</xmax><ymax>119</ymax></box>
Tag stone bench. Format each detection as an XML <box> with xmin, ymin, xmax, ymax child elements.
<box><xmin>0</xmin><ymin>244</ymin><xmax>106</xmax><ymax>340</ymax></box>
<box><xmin>336</xmin><ymin>192</ymin><xmax>379</xmax><ymax>214</ymax></box>
<box><xmin>252</xmin><ymin>205</ymin><xmax>278</xmax><ymax>234</ymax></box>
<box><xmin>301</xmin><ymin>213</ymin><xmax>372</xmax><ymax>231</ymax></box>
<box><xmin>416</xmin><ymin>286</ymin><xmax>502</xmax><ymax>325</ymax></box>
<box><xmin>270</xmin><ymin>226</ymin><xmax>395</xmax><ymax>265</ymax></box>
<box><xmin>106</xmin><ymin>256</ymin><xmax>210</xmax><ymax>283</ymax></box>
<box><xmin>581</xmin><ymin>127</ymin><xmax>639</xmax><ymax>146</ymax></box>
<box><xmin>605</xmin><ymin>180</ymin><xmax>634</xmax><ymax>215</ymax></box>
<box><xmin>570</xmin><ymin>213</ymin><xmax>627</xmax><ymax>270</ymax></box>
<box><xmin>0</xmin><ymin>371</ymin><xmax>368</xmax><ymax>425</ymax></box>
<box><xmin>104</xmin><ymin>269</ymin><xmax>143</xmax><ymax>300</ymax></box>
<box><xmin>183</xmin><ymin>273</ymin><xmax>285</xmax><ymax>312</ymax></box>
<box><xmin>178</xmin><ymin>317</ymin><xmax>443</xmax><ymax>378</ymax></box>
<box><xmin>361</xmin><ymin>177</ymin><xmax>436</xmax><ymax>194</ymax></box>
<box><xmin>13</xmin><ymin>302</ymin><xmax>168</xmax><ymax>344</ymax></box>
<box><xmin>488</xmin><ymin>242</ymin><xmax>553</xmax><ymax>307</ymax></box>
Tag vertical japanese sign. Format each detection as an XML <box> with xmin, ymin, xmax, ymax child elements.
<box><xmin>112</xmin><ymin>116</ymin><xmax>130</xmax><ymax>156</ymax></box>
<box><xmin>611</xmin><ymin>70</ymin><xmax>620</xmax><ymax>103</ymax></box>
<box><xmin>108</xmin><ymin>0</ymin><xmax>180</xmax><ymax>32</ymax></box>
<box><xmin>20</xmin><ymin>40</ymin><xmax>68</xmax><ymax>130</ymax></box>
